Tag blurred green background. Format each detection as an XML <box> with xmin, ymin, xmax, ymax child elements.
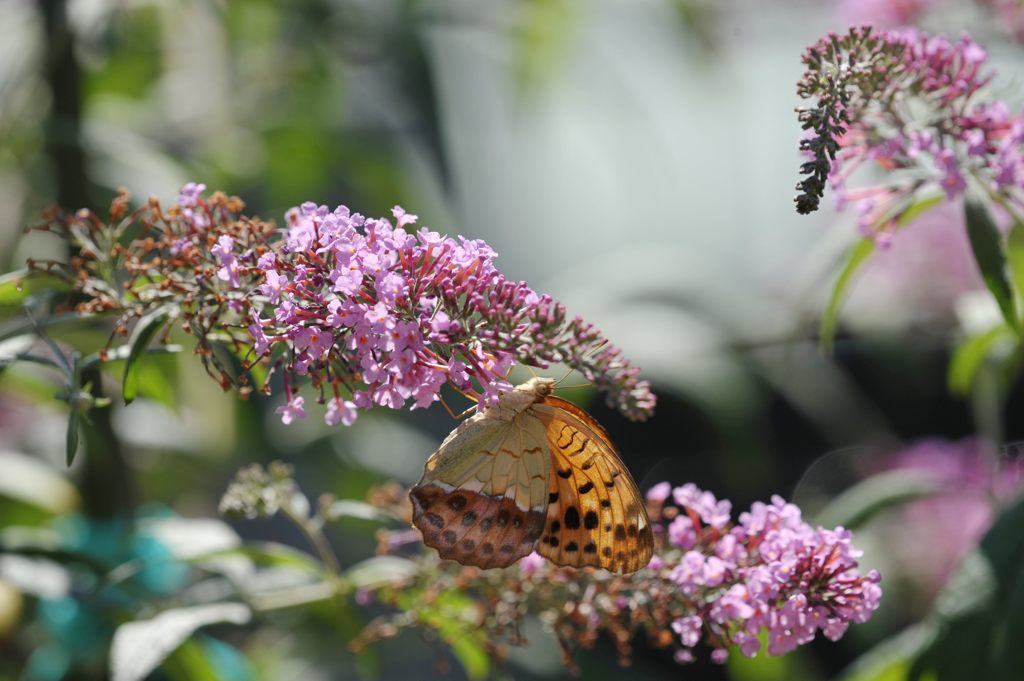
<box><xmin>2</xmin><ymin>1</ymin><xmax>1024</xmax><ymax>680</ymax></box>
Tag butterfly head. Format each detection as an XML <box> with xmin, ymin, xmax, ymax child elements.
<box><xmin>516</xmin><ymin>376</ymin><xmax>557</xmax><ymax>399</ymax></box>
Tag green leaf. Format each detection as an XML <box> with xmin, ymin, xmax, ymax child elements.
<box><xmin>416</xmin><ymin>590</ymin><xmax>491</xmax><ymax>680</ymax></box>
<box><xmin>110</xmin><ymin>603</ymin><xmax>251</xmax><ymax>681</ymax></box>
<box><xmin>65</xmin><ymin>410</ymin><xmax>79</xmax><ymax>467</ymax></box>
<box><xmin>0</xmin><ymin>270</ymin><xmax>70</xmax><ymax>307</ymax></box>
<box><xmin>1007</xmin><ymin>220</ymin><xmax>1024</xmax><ymax>308</ymax></box>
<box><xmin>821</xmin><ymin>237</ymin><xmax>875</xmax><ymax>354</ymax></box>
<box><xmin>196</xmin><ymin>542</ymin><xmax>324</xmax><ymax>577</ymax></box>
<box><xmin>0</xmin><ymin>450</ymin><xmax>79</xmax><ymax>516</ymax></box>
<box><xmin>123</xmin><ymin>306</ymin><xmax>171</xmax><ymax>404</ymax></box>
<box><xmin>451</xmin><ymin>637</ymin><xmax>490</xmax><ymax>681</ymax></box>
<box><xmin>908</xmin><ymin>491</ymin><xmax>1024</xmax><ymax>681</ymax></box>
<box><xmin>813</xmin><ymin>468</ymin><xmax>946</xmax><ymax>530</ymax></box>
<box><xmin>836</xmin><ymin>624</ymin><xmax>936</xmax><ymax>681</ymax></box>
<box><xmin>325</xmin><ymin>500</ymin><xmax>394</xmax><ymax>523</ymax></box>
<box><xmin>897</xmin><ymin>191</ymin><xmax>945</xmax><ymax>226</ymax></box>
<box><xmin>0</xmin><ymin>553</ymin><xmax>73</xmax><ymax>600</ymax></box>
<box><xmin>162</xmin><ymin>639</ymin><xmax>222</xmax><ymax>681</ymax></box>
<box><xmin>947</xmin><ymin>324</ymin><xmax>1015</xmax><ymax>396</ymax></box>
<box><xmin>965</xmin><ymin>199</ymin><xmax>1019</xmax><ymax>334</ymax></box>
<box><xmin>344</xmin><ymin>556</ymin><xmax>418</xmax><ymax>590</ymax></box>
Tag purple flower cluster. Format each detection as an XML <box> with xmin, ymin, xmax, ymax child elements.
<box><xmin>795</xmin><ymin>27</ymin><xmax>1024</xmax><ymax>241</ymax></box>
<box><xmin>359</xmin><ymin>480</ymin><xmax>880</xmax><ymax>669</ymax></box>
<box><xmin>645</xmin><ymin>482</ymin><xmax>881</xmax><ymax>662</ymax></box>
<box><xmin>36</xmin><ymin>184</ymin><xmax>653</xmax><ymax>426</ymax></box>
<box><xmin>199</xmin><ymin>191</ymin><xmax>656</xmax><ymax>424</ymax></box>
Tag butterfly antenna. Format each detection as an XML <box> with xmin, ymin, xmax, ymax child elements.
<box><xmin>553</xmin><ymin>366</ymin><xmax>593</xmax><ymax>389</ymax></box>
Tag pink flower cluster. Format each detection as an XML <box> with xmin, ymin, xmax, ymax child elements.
<box><xmin>981</xmin><ymin>0</ymin><xmax>1024</xmax><ymax>41</ymax></box>
<box><xmin>866</xmin><ymin>438</ymin><xmax>1023</xmax><ymax>600</ymax></box>
<box><xmin>795</xmin><ymin>27</ymin><xmax>1024</xmax><ymax>242</ymax></box>
<box><xmin>645</xmin><ymin>482</ymin><xmax>881</xmax><ymax>662</ymax></box>
<box><xmin>360</xmin><ymin>480</ymin><xmax>880</xmax><ymax>668</ymax></box>
<box><xmin>190</xmin><ymin>188</ymin><xmax>655</xmax><ymax>424</ymax></box>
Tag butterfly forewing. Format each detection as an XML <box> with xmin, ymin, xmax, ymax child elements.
<box><xmin>533</xmin><ymin>396</ymin><xmax>654</xmax><ymax>573</ymax></box>
<box><xmin>410</xmin><ymin>413</ymin><xmax>550</xmax><ymax>569</ymax></box>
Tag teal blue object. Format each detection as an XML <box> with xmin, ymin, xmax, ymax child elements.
<box><xmin>131</xmin><ymin>531</ymin><xmax>187</xmax><ymax>595</ymax></box>
<box><xmin>201</xmin><ymin>636</ymin><xmax>256</xmax><ymax>681</ymax></box>
<box><xmin>36</xmin><ymin>597</ymin><xmax>105</xmax><ymax>656</ymax></box>
<box><xmin>21</xmin><ymin>642</ymin><xmax>72</xmax><ymax>681</ymax></box>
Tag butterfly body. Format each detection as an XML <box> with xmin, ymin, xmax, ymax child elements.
<box><xmin>410</xmin><ymin>377</ymin><xmax>653</xmax><ymax>573</ymax></box>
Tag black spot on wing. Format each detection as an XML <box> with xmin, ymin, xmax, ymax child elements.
<box><xmin>564</xmin><ymin>507</ymin><xmax>581</xmax><ymax>529</ymax></box>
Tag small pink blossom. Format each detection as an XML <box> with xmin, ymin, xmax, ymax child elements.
<box><xmin>211</xmin><ymin>235</ymin><xmax>240</xmax><ymax>288</ymax></box>
<box><xmin>275</xmin><ymin>395</ymin><xmax>306</xmax><ymax>425</ymax></box>
<box><xmin>325</xmin><ymin>397</ymin><xmax>358</xmax><ymax>426</ymax></box>
<box><xmin>518</xmin><ymin>551</ymin><xmax>545</xmax><ymax>575</ymax></box>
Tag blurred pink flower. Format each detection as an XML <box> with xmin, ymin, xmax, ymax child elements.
<box><xmin>855</xmin><ymin>201</ymin><xmax>983</xmax><ymax>320</ymax></box>
<box><xmin>870</xmin><ymin>438</ymin><xmax>1023</xmax><ymax>601</ymax></box>
<box><xmin>837</xmin><ymin>0</ymin><xmax>937</xmax><ymax>27</ymax></box>
<box><xmin>518</xmin><ymin>551</ymin><xmax>545</xmax><ymax>575</ymax></box>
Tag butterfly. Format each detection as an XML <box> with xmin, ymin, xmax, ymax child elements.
<box><xmin>410</xmin><ymin>377</ymin><xmax>653</xmax><ymax>573</ymax></box>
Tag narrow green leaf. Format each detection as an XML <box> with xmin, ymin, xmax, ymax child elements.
<box><xmin>835</xmin><ymin>623</ymin><xmax>936</xmax><ymax>681</ymax></box>
<box><xmin>451</xmin><ymin>637</ymin><xmax>490</xmax><ymax>681</ymax></box>
<box><xmin>821</xmin><ymin>237</ymin><xmax>875</xmax><ymax>354</ymax></box>
<box><xmin>896</xmin><ymin>191</ymin><xmax>944</xmax><ymax>226</ymax></box>
<box><xmin>0</xmin><ymin>450</ymin><xmax>80</xmax><ymax>515</ymax></box>
<box><xmin>123</xmin><ymin>307</ymin><xmax>171</xmax><ymax>404</ymax></box>
<box><xmin>965</xmin><ymin>199</ymin><xmax>1019</xmax><ymax>333</ymax></box>
<box><xmin>163</xmin><ymin>639</ymin><xmax>222</xmax><ymax>681</ymax></box>
<box><xmin>81</xmin><ymin>343</ymin><xmax>183</xmax><ymax>369</ymax></box>
<box><xmin>65</xmin><ymin>410</ymin><xmax>79</xmax><ymax>467</ymax></box>
<box><xmin>948</xmin><ymin>324</ymin><xmax>1014</xmax><ymax>396</ymax></box>
<box><xmin>992</xmin><ymin>560</ymin><xmax>1024</xmax><ymax>679</ymax></box>
<box><xmin>0</xmin><ymin>269</ymin><xmax>71</xmax><ymax>306</ymax></box>
<box><xmin>813</xmin><ymin>469</ymin><xmax>946</xmax><ymax>530</ymax></box>
<box><xmin>908</xmin><ymin>492</ymin><xmax>1024</xmax><ymax>681</ymax></box>
<box><xmin>1007</xmin><ymin>220</ymin><xmax>1024</xmax><ymax>308</ymax></box>
<box><xmin>325</xmin><ymin>500</ymin><xmax>394</xmax><ymax>523</ymax></box>
<box><xmin>344</xmin><ymin>556</ymin><xmax>418</xmax><ymax>590</ymax></box>
<box><xmin>194</xmin><ymin>542</ymin><xmax>324</xmax><ymax>576</ymax></box>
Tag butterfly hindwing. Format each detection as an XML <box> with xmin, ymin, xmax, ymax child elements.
<box><xmin>410</xmin><ymin>413</ymin><xmax>550</xmax><ymax>569</ymax></box>
<box><xmin>533</xmin><ymin>396</ymin><xmax>653</xmax><ymax>573</ymax></box>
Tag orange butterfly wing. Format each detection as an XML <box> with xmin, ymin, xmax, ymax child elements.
<box><xmin>532</xmin><ymin>396</ymin><xmax>653</xmax><ymax>573</ymax></box>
